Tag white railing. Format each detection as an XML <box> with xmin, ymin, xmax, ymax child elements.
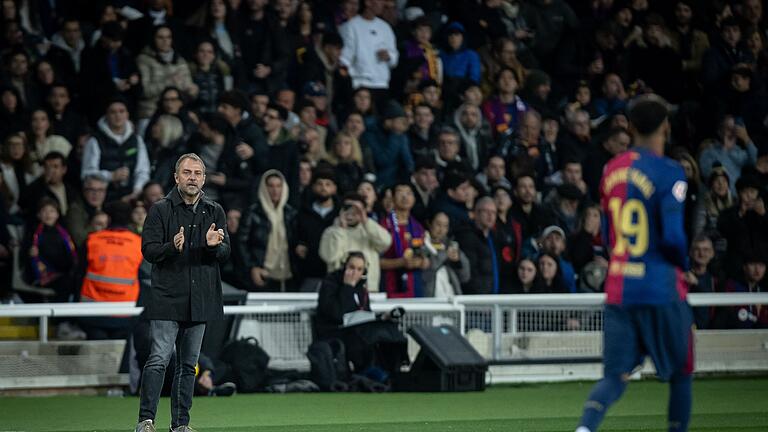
<box><xmin>1</xmin><ymin>293</ymin><xmax>767</xmax><ymax>360</ymax></box>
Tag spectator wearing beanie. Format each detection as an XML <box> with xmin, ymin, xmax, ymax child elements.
<box><xmin>296</xmin><ymin>167</ymin><xmax>340</xmax><ymax>289</ymax></box>
<box><xmin>364</xmin><ymin>100</ymin><xmax>414</xmax><ymax>188</ymax></box>
<box><xmin>440</xmin><ymin>22</ymin><xmax>481</xmax><ymax>86</ymax></box>
<box><xmin>410</xmin><ymin>157</ymin><xmax>438</xmax><ymax>224</ymax></box>
<box><xmin>520</xmin><ymin>69</ymin><xmax>558</xmax><ymax>120</ymax></box>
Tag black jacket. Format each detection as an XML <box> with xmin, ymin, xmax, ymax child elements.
<box><xmin>297</xmin><ymin>201</ymin><xmax>339</xmax><ymax>280</ymax></box>
<box><xmin>237</xmin><ymin>198</ymin><xmax>299</xmax><ymax>281</ymax></box>
<box><xmin>315</xmin><ymin>270</ymin><xmax>370</xmax><ymax>338</ymax></box>
<box><xmin>79</xmin><ymin>44</ymin><xmax>142</xmax><ymax>122</ymax></box>
<box><xmin>141</xmin><ymin>189</ymin><xmax>230</xmax><ymax>322</ymax></box>
<box><xmin>235</xmin><ymin>116</ymin><xmax>269</xmax><ymax>176</ymax></box>
<box><xmin>188</xmin><ymin>132</ymin><xmax>254</xmax><ymax>211</ymax></box>
<box><xmin>454</xmin><ymin>223</ymin><xmax>517</xmax><ymax>294</ymax></box>
<box><xmin>508</xmin><ymin>201</ymin><xmax>555</xmax><ymax>242</ymax></box>
<box><xmin>238</xmin><ymin>11</ymin><xmax>290</xmax><ymax>94</ymax></box>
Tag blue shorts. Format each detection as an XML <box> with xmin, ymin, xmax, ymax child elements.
<box><xmin>603</xmin><ymin>301</ymin><xmax>694</xmax><ymax>381</ymax></box>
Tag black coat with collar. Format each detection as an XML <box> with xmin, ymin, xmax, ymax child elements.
<box><xmin>141</xmin><ymin>189</ymin><xmax>230</xmax><ymax>322</ymax></box>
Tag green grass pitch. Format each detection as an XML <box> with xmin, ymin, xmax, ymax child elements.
<box><xmin>1</xmin><ymin>378</ymin><xmax>766</xmax><ymax>431</ymax></box>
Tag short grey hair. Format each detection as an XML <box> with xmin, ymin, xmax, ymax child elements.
<box><xmin>175</xmin><ymin>153</ymin><xmax>206</xmax><ymax>173</ymax></box>
<box><xmin>83</xmin><ymin>174</ymin><xmax>108</xmax><ymax>186</ymax></box>
<box><xmin>474</xmin><ymin>196</ymin><xmax>496</xmax><ymax>210</ymax></box>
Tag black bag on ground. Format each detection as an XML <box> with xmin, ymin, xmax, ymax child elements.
<box><xmin>307</xmin><ymin>338</ymin><xmax>349</xmax><ymax>391</ymax></box>
<box><xmin>218</xmin><ymin>337</ymin><xmax>270</xmax><ymax>393</ymax></box>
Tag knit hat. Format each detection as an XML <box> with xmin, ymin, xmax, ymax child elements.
<box><xmin>442</xmin><ymin>170</ymin><xmax>469</xmax><ymax>191</ymax></box>
<box><xmin>557</xmin><ymin>183</ymin><xmax>584</xmax><ymax>201</ymax></box>
<box><xmin>707</xmin><ymin>162</ymin><xmax>730</xmax><ymax>188</ymax></box>
<box><xmin>302</xmin><ymin>81</ymin><xmax>327</xmax><ymax>97</ymax></box>
<box><xmin>735</xmin><ymin>174</ymin><xmax>761</xmax><ymax>193</ymax></box>
<box><xmin>382</xmin><ymin>100</ymin><xmax>406</xmax><ymax>120</ymax></box>
<box><xmin>446</xmin><ymin>22</ymin><xmax>465</xmax><ymax>34</ymax></box>
<box><xmin>218</xmin><ymin>90</ymin><xmax>249</xmax><ymax>112</ymax></box>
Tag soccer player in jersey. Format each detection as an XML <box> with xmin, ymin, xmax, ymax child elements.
<box><xmin>575</xmin><ymin>95</ymin><xmax>693</xmax><ymax>432</ymax></box>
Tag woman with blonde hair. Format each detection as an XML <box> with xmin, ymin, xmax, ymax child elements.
<box><xmin>325</xmin><ymin>132</ymin><xmax>365</xmax><ymax>194</ymax></box>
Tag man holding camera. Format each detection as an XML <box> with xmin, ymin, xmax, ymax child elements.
<box><xmin>319</xmin><ymin>193</ymin><xmax>392</xmax><ymax>292</ymax></box>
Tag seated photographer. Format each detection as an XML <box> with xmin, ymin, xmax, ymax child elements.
<box><xmin>315</xmin><ymin>252</ymin><xmax>408</xmax><ymax>378</ymax></box>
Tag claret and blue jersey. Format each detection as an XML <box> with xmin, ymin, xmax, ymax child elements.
<box><xmin>600</xmin><ymin>148</ymin><xmax>690</xmax><ymax>305</ymax></box>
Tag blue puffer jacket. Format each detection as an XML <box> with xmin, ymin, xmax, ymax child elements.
<box><xmin>441</xmin><ymin>47</ymin><xmax>481</xmax><ymax>84</ymax></box>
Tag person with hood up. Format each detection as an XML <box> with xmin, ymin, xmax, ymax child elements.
<box><xmin>81</xmin><ymin>97</ymin><xmax>150</xmax><ymax>203</ymax></box>
<box><xmin>239</xmin><ymin>169</ymin><xmax>298</xmax><ymax>292</ymax></box>
<box><xmin>441</xmin><ymin>22</ymin><xmax>481</xmax><ymax>86</ymax></box>
<box><xmin>453</xmin><ymin>102</ymin><xmax>494</xmax><ymax>172</ymax></box>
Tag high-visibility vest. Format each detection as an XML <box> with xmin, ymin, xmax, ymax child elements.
<box><xmin>81</xmin><ymin>228</ymin><xmax>142</xmax><ymax>302</ymax></box>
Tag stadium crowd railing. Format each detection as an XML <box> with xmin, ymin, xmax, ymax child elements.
<box><xmin>1</xmin><ymin>292</ymin><xmax>767</xmax><ymax>388</ymax></box>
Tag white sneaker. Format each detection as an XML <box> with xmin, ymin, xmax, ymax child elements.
<box><xmin>575</xmin><ymin>427</ymin><xmax>591</xmax><ymax>432</ymax></box>
<box><xmin>135</xmin><ymin>419</ymin><xmax>156</xmax><ymax>432</ymax></box>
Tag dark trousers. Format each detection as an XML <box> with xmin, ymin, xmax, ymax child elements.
<box><xmin>138</xmin><ymin>320</ymin><xmax>206</xmax><ymax>429</ymax></box>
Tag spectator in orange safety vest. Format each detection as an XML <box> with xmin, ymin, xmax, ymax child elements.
<box><xmin>78</xmin><ymin>200</ymin><xmax>143</xmax><ymax>340</ymax></box>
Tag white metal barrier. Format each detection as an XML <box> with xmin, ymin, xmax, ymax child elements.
<box><xmin>1</xmin><ymin>293</ymin><xmax>767</xmax><ymax>375</ymax></box>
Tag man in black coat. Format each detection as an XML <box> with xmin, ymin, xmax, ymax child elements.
<box><xmin>454</xmin><ymin>197</ymin><xmax>518</xmax><ymax>295</ymax></box>
<box><xmin>217</xmin><ymin>90</ymin><xmax>269</xmax><ymax>179</ymax></box>
<box><xmin>296</xmin><ymin>168</ymin><xmax>340</xmax><ymax>289</ymax></box>
<box><xmin>137</xmin><ymin>153</ymin><xmax>230</xmax><ymax>432</ymax></box>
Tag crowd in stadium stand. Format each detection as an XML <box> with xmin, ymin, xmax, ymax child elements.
<box><xmin>0</xmin><ymin>0</ymin><xmax>767</xmax><ymax>332</ymax></box>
